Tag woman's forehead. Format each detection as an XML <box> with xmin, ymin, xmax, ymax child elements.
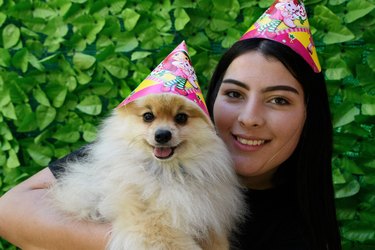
<box><xmin>223</xmin><ymin>51</ymin><xmax>303</xmax><ymax>93</ymax></box>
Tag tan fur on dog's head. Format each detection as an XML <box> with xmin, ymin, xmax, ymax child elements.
<box><xmin>100</xmin><ymin>93</ymin><xmax>217</xmax><ymax>166</ymax></box>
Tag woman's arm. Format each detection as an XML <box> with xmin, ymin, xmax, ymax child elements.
<box><xmin>0</xmin><ymin>167</ymin><xmax>110</xmax><ymax>250</ymax></box>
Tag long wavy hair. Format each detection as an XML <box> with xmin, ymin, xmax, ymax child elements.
<box><xmin>206</xmin><ymin>38</ymin><xmax>342</xmax><ymax>250</ymax></box>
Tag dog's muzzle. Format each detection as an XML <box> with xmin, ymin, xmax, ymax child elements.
<box><xmin>153</xmin><ymin>129</ymin><xmax>174</xmax><ymax>159</ymax></box>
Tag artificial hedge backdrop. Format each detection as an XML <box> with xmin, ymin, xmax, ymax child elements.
<box><xmin>0</xmin><ymin>0</ymin><xmax>374</xmax><ymax>249</ymax></box>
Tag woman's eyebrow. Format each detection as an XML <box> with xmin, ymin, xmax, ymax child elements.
<box><xmin>262</xmin><ymin>85</ymin><xmax>300</xmax><ymax>95</ymax></box>
<box><xmin>222</xmin><ymin>79</ymin><xmax>300</xmax><ymax>95</ymax></box>
<box><xmin>221</xmin><ymin>78</ymin><xmax>249</xmax><ymax>90</ymax></box>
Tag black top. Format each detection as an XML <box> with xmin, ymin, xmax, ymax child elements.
<box><xmin>49</xmin><ymin>148</ymin><xmax>309</xmax><ymax>250</ymax></box>
<box><xmin>48</xmin><ymin>146</ymin><xmax>91</xmax><ymax>178</ymax></box>
<box><xmin>231</xmin><ymin>185</ymin><xmax>309</xmax><ymax>250</ymax></box>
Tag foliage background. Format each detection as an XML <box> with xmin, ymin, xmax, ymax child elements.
<box><xmin>0</xmin><ymin>0</ymin><xmax>374</xmax><ymax>249</ymax></box>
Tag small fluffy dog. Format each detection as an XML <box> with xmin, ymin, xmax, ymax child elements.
<box><xmin>48</xmin><ymin>93</ymin><xmax>245</xmax><ymax>250</ymax></box>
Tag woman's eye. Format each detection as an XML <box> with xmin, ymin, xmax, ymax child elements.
<box><xmin>143</xmin><ymin>112</ymin><xmax>155</xmax><ymax>122</ymax></box>
<box><xmin>226</xmin><ymin>91</ymin><xmax>242</xmax><ymax>99</ymax></box>
<box><xmin>175</xmin><ymin>113</ymin><xmax>188</xmax><ymax>125</ymax></box>
<box><xmin>270</xmin><ymin>97</ymin><xmax>290</xmax><ymax>105</ymax></box>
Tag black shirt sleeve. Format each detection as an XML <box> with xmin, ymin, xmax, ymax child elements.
<box><xmin>48</xmin><ymin>145</ymin><xmax>91</xmax><ymax>178</ymax></box>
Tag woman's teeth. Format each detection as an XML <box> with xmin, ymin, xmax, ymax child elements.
<box><xmin>237</xmin><ymin>137</ymin><xmax>265</xmax><ymax>146</ymax></box>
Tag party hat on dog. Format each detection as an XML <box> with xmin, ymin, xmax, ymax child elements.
<box><xmin>118</xmin><ymin>41</ymin><xmax>208</xmax><ymax>116</ymax></box>
<box><xmin>240</xmin><ymin>0</ymin><xmax>321</xmax><ymax>73</ymax></box>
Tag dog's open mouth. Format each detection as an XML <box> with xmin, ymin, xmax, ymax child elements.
<box><xmin>153</xmin><ymin>147</ymin><xmax>175</xmax><ymax>159</ymax></box>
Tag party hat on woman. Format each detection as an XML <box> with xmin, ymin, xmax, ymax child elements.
<box><xmin>240</xmin><ymin>0</ymin><xmax>321</xmax><ymax>73</ymax></box>
<box><xmin>117</xmin><ymin>41</ymin><xmax>208</xmax><ymax>116</ymax></box>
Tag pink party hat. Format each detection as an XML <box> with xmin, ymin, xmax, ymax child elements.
<box><xmin>117</xmin><ymin>41</ymin><xmax>208</xmax><ymax>116</ymax></box>
<box><xmin>240</xmin><ymin>0</ymin><xmax>321</xmax><ymax>73</ymax></box>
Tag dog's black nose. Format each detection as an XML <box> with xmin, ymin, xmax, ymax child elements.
<box><xmin>155</xmin><ymin>129</ymin><xmax>172</xmax><ymax>144</ymax></box>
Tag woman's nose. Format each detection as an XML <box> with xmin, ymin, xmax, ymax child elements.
<box><xmin>237</xmin><ymin>99</ymin><xmax>265</xmax><ymax>128</ymax></box>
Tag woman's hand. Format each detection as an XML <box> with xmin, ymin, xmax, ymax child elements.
<box><xmin>0</xmin><ymin>167</ymin><xmax>110</xmax><ymax>250</ymax></box>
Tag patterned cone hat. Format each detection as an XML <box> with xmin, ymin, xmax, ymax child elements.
<box><xmin>117</xmin><ymin>41</ymin><xmax>208</xmax><ymax>116</ymax></box>
<box><xmin>240</xmin><ymin>0</ymin><xmax>321</xmax><ymax>73</ymax></box>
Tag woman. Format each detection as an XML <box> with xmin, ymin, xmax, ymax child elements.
<box><xmin>206</xmin><ymin>38</ymin><xmax>341</xmax><ymax>249</ymax></box>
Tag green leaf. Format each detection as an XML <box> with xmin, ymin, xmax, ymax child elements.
<box><xmin>12</xmin><ymin>48</ymin><xmax>29</xmax><ymax>73</ymax></box>
<box><xmin>174</xmin><ymin>8</ymin><xmax>190</xmax><ymax>31</ymax></box>
<box><xmin>1</xmin><ymin>102</ymin><xmax>17</xmax><ymax>120</ymax></box>
<box><xmin>14</xmin><ymin>104</ymin><xmax>37</xmax><ymax>132</ymax></box>
<box><xmin>361</xmin><ymin>103</ymin><xmax>375</xmax><ymax>115</ymax></box>
<box><xmin>26</xmin><ymin>144</ymin><xmax>53</xmax><ymax>166</ymax></box>
<box><xmin>33</xmin><ymin>87</ymin><xmax>51</xmax><ymax>106</ymax></box>
<box><xmin>6</xmin><ymin>149</ymin><xmax>20</xmax><ymax>168</ymax></box>
<box><xmin>81</xmin><ymin>123</ymin><xmax>97</xmax><ymax>142</ymax></box>
<box><xmin>209</xmin><ymin>13</ymin><xmax>235</xmax><ymax>32</ymax></box>
<box><xmin>45</xmin><ymin>85</ymin><xmax>68</xmax><ymax>108</ymax></box>
<box><xmin>0</xmin><ymin>88</ymin><xmax>11</xmax><ymax>107</ymax></box>
<box><xmin>137</xmin><ymin>27</ymin><xmax>164</xmax><ymax>50</ymax></box>
<box><xmin>329</xmin><ymin>0</ymin><xmax>346</xmax><ymax>5</ymax></box>
<box><xmin>359</xmin><ymin>208</ymin><xmax>375</xmax><ymax>224</ymax></box>
<box><xmin>0</xmin><ymin>122</ymin><xmax>13</xmax><ymax>140</ymax></box>
<box><xmin>332</xmin><ymin>167</ymin><xmax>346</xmax><ymax>184</ymax></box>
<box><xmin>53</xmin><ymin>125</ymin><xmax>80</xmax><ymax>143</ymax></box>
<box><xmin>187</xmin><ymin>32</ymin><xmax>211</xmax><ymax>50</ymax></box>
<box><xmin>258</xmin><ymin>0</ymin><xmax>274</xmax><ymax>8</ymax></box>
<box><xmin>71</xmin><ymin>0</ymin><xmax>87</xmax><ymax>3</ymax></box>
<box><xmin>115</xmin><ymin>32</ymin><xmax>139</xmax><ymax>52</ymax></box>
<box><xmin>332</xmin><ymin>103</ymin><xmax>360</xmax><ymax>128</ymax></box>
<box><xmin>212</xmin><ymin>0</ymin><xmax>236</xmax><ymax>10</ymax></box>
<box><xmin>33</xmin><ymin>2</ymin><xmax>56</xmax><ymax>19</ymax></box>
<box><xmin>335</xmin><ymin>179</ymin><xmax>361</xmax><ymax>198</ymax></box>
<box><xmin>122</xmin><ymin>8</ymin><xmax>140</xmax><ymax>31</ymax></box>
<box><xmin>0</xmin><ymin>48</ymin><xmax>11</xmax><ymax>67</ymax></box>
<box><xmin>221</xmin><ymin>28</ymin><xmax>242</xmax><ymax>48</ymax></box>
<box><xmin>2</xmin><ymin>140</ymin><xmax>11</xmax><ymax>151</ymax></box>
<box><xmin>71</xmin><ymin>14</ymin><xmax>104</xmax><ymax>44</ymax></box>
<box><xmin>73</xmin><ymin>53</ymin><xmax>96</xmax><ymax>70</ymax></box>
<box><xmin>335</xmin><ymin>198</ymin><xmax>357</xmax><ymax>220</ymax></box>
<box><xmin>2</xmin><ymin>23</ymin><xmax>20</xmax><ymax>49</ymax></box>
<box><xmin>312</xmin><ymin>5</ymin><xmax>355</xmax><ymax>44</ymax></box>
<box><xmin>102</xmin><ymin>57</ymin><xmax>129</xmax><ymax>78</ymax></box>
<box><xmin>367</xmin><ymin>51</ymin><xmax>375</xmax><ymax>72</ymax></box>
<box><xmin>342</xmin><ymin>221</ymin><xmax>375</xmax><ymax>242</ymax></box>
<box><xmin>76</xmin><ymin>95</ymin><xmax>102</xmax><ymax>115</ymax></box>
<box><xmin>325</xmin><ymin>56</ymin><xmax>351</xmax><ymax>80</ymax></box>
<box><xmin>36</xmin><ymin>105</ymin><xmax>56</xmax><ymax>130</ymax></box>
<box><xmin>131</xmin><ymin>51</ymin><xmax>152</xmax><ymax>61</ymax></box>
<box><xmin>76</xmin><ymin>70</ymin><xmax>92</xmax><ymax>85</ymax></box>
<box><xmin>28</xmin><ymin>52</ymin><xmax>45</xmax><ymax>71</ymax></box>
<box><xmin>0</xmin><ymin>12</ymin><xmax>6</xmax><ymax>27</ymax></box>
<box><xmin>345</xmin><ymin>0</ymin><xmax>375</xmax><ymax>23</ymax></box>
<box><xmin>9</xmin><ymin>82</ymin><xmax>28</xmax><ymax>103</ymax></box>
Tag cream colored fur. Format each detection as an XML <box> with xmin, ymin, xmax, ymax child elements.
<box><xmin>47</xmin><ymin>93</ymin><xmax>245</xmax><ymax>250</ymax></box>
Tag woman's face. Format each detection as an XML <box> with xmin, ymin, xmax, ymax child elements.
<box><xmin>213</xmin><ymin>51</ymin><xmax>306</xmax><ymax>189</ymax></box>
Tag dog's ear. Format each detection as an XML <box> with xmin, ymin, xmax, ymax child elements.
<box><xmin>115</xmin><ymin>101</ymin><xmax>138</xmax><ymax>117</ymax></box>
<box><xmin>189</xmin><ymin>106</ymin><xmax>214</xmax><ymax>128</ymax></box>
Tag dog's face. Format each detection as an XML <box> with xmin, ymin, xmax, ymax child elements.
<box><xmin>116</xmin><ymin>93</ymin><xmax>213</xmax><ymax>161</ymax></box>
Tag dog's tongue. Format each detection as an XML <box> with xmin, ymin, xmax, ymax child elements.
<box><xmin>154</xmin><ymin>147</ymin><xmax>173</xmax><ymax>159</ymax></box>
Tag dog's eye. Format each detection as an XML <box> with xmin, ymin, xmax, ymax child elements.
<box><xmin>175</xmin><ymin>113</ymin><xmax>188</xmax><ymax>125</ymax></box>
<box><xmin>143</xmin><ymin>112</ymin><xmax>155</xmax><ymax>122</ymax></box>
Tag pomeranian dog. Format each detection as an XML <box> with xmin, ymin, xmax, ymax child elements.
<box><xmin>48</xmin><ymin>93</ymin><xmax>245</xmax><ymax>250</ymax></box>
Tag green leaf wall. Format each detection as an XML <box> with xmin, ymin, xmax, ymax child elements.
<box><xmin>0</xmin><ymin>0</ymin><xmax>374</xmax><ymax>249</ymax></box>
